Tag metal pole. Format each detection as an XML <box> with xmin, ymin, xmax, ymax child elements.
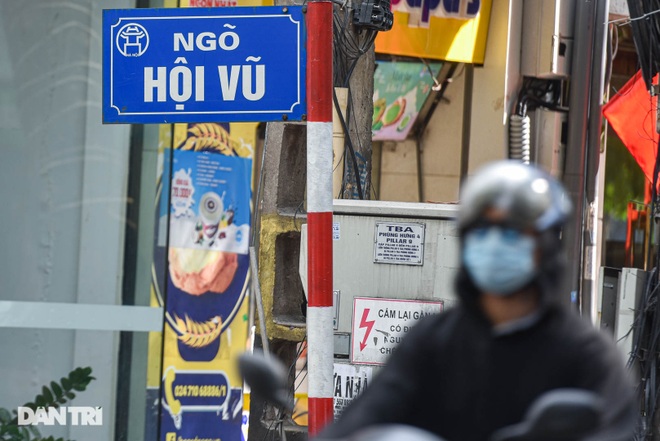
<box><xmin>459</xmin><ymin>65</ymin><xmax>473</xmax><ymax>189</ymax></box>
<box><xmin>583</xmin><ymin>0</ymin><xmax>610</xmax><ymax>321</ymax></box>
<box><xmin>249</xmin><ymin>247</ymin><xmax>270</xmax><ymax>358</ymax></box>
<box><xmin>563</xmin><ymin>0</ymin><xmax>596</xmax><ymax>308</ymax></box>
<box><xmin>306</xmin><ymin>1</ymin><xmax>335</xmax><ymax>435</ymax></box>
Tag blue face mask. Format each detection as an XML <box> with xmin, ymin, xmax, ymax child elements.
<box><xmin>463</xmin><ymin>226</ymin><xmax>537</xmax><ymax>296</ymax></box>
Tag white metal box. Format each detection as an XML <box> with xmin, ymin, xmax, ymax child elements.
<box><xmin>301</xmin><ymin>199</ymin><xmax>460</xmax><ymax>363</ymax></box>
<box><xmin>615</xmin><ymin>267</ymin><xmax>647</xmax><ymax>357</ymax></box>
<box><xmin>521</xmin><ymin>0</ymin><xmax>575</xmax><ymax>78</ymax></box>
<box><xmin>532</xmin><ymin>108</ymin><xmax>567</xmax><ymax>178</ymax></box>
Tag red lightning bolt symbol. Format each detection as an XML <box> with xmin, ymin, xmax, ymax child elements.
<box><xmin>359</xmin><ymin>308</ymin><xmax>375</xmax><ymax>351</ymax></box>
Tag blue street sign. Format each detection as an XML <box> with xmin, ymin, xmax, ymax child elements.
<box><xmin>103</xmin><ymin>7</ymin><xmax>306</xmax><ymax>124</ymax></box>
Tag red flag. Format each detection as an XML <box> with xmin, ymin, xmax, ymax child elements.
<box><xmin>603</xmin><ymin>70</ymin><xmax>659</xmax><ymax>187</ymax></box>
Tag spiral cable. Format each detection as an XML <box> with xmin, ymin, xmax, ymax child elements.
<box><xmin>509</xmin><ymin>114</ymin><xmax>531</xmax><ymax>164</ymax></box>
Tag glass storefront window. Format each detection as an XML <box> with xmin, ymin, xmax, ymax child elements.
<box><xmin>0</xmin><ymin>2</ymin><xmax>165</xmax><ymax>440</ymax></box>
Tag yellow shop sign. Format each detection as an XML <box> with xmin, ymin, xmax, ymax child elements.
<box><xmin>375</xmin><ymin>0</ymin><xmax>492</xmax><ymax>64</ymax></box>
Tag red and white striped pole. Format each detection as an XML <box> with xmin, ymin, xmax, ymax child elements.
<box><xmin>306</xmin><ymin>0</ymin><xmax>334</xmax><ymax>436</ymax></box>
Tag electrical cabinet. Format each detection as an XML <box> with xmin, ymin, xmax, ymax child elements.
<box><xmin>615</xmin><ymin>267</ymin><xmax>647</xmax><ymax>356</ymax></box>
<box><xmin>532</xmin><ymin>108</ymin><xmax>567</xmax><ymax>178</ymax></box>
<box><xmin>598</xmin><ymin>266</ymin><xmax>621</xmax><ymax>335</ymax></box>
<box><xmin>521</xmin><ymin>0</ymin><xmax>575</xmax><ymax>78</ymax></box>
<box><xmin>300</xmin><ymin>199</ymin><xmax>460</xmax><ymax>363</ymax></box>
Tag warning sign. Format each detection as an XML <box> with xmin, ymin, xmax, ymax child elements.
<box><xmin>351</xmin><ymin>297</ymin><xmax>443</xmax><ymax>365</ymax></box>
<box><xmin>374</xmin><ymin>222</ymin><xmax>425</xmax><ymax>265</ymax></box>
<box><xmin>333</xmin><ymin>363</ymin><xmax>372</xmax><ymax>418</ymax></box>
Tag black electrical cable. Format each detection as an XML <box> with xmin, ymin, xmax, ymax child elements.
<box><xmin>293</xmin><ymin>199</ymin><xmax>305</xmax><ymax>232</ymax></box>
<box><xmin>330</xmin><ymin>0</ymin><xmax>383</xmax><ymax>199</ymax></box>
<box><xmin>343</xmin><ymin>31</ymin><xmax>377</xmax><ymax>87</ymax></box>
<box><xmin>290</xmin><ymin>339</ymin><xmax>310</xmax><ymax>422</ymax></box>
<box><xmin>333</xmin><ymin>6</ymin><xmax>377</xmax><ymax>88</ymax></box>
<box><xmin>626</xmin><ymin>134</ymin><xmax>660</xmax><ymax>441</ymax></box>
<box><xmin>333</xmin><ymin>86</ymin><xmax>365</xmax><ymax>199</ymax></box>
<box><xmin>627</xmin><ymin>1</ymin><xmax>660</xmax><ymax>88</ymax></box>
<box><xmin>610</xmin><ymin>7</ymin><xmax>660</xmax><ymax>432</ymax></box>
<box><xmin>648</xmin><ymin>136</ymin><xmax>660</xmax><ymax>268</ymax></box>
<box><xmin>514</xmin><ymin>77</ymin><xmax>565</xmax><ymax>119</ymax></box>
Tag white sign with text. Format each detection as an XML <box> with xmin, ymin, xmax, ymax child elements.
<box><xmin>333</xmin><ymin>363</ymin><xmax>372</xmax><ymax>418</ymax></box>
<box><xmin>351</xmin><ymin>297</ymin><xmax>443</xmax><ymax>365</ymax></box>
<box><xmin>374</xmin><ymin>222</ymin><xmax>425</xmax><ymax>265</ymax></box>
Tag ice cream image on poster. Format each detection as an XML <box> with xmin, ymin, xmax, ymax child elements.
<box><xmin>199</xmin><ymin>192</ymin><xmax>223</xmax><ymax>241</ymax></box>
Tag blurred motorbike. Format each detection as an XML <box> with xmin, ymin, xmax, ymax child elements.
<box><xmin>239</xmin><ymin>351</ymin><xmax>603</xmax><ymax>441</ymax></box>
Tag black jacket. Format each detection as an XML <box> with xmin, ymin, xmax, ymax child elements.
<box><xmin>320</xmin><ymin>274</ymin><xmax>637</xmax><ymax>441</ymax></box>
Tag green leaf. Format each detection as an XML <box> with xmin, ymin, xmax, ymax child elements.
<box><xmin>34</xmin><ymin>396</ymin><xmax>46</xmax><ymax>408</ymax></box>
<box><xmin>50</xmin><ymin>382</ymin><xmax>63</xmax><ymax>399</ymax></box>
<box><xmin>0</xmin><ymin>367</ymin><xmax>96</xmax><ymax>441</ymax></box>
<box><xmin>27</xmin><ymin>425</ymin><xmax>40</xmax><ymax>437</ymax></box>
<box><xmin>60</xmin><ymin>378</ymin><xmax>72</xmax><ymax>391</ymax></box>
<box><xmin>69</xmin><ymin>367</ymin><xmax>94</xmax><ymax>389</ymax></box>
<box><xmin>41</xmin><ymin>386</ymin><xmax>54</xmax><ymax>405</ymax></box>
<box><xmin>0</xmin><ymin>408</ymin><xmax>11</xmax><ymax>423</ymax></box>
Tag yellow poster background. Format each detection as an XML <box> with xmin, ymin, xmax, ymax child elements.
<box><xmin>375</xmin><ymin>0</ymin><xmax>492</xmax><ymax>64</ymax></box>
<box><xmin>146</xmin><ymin>121</ymin><xmax>257</xmax><ymax>441</ymax></box>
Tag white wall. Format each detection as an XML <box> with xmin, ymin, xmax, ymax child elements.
<box><xmin>379</xmin><ymin>69</ymin><xmax>466</xmax><ymax>203</ymax></box>
<box><xmin>378</xmin><ymin>0</ymin><xmax>523</xmax><ymax>202</ymax></box>
<box><xmin>469</xmin><ymin>0</ymin><xmax>522</xmax><ymax>172</ymax></box>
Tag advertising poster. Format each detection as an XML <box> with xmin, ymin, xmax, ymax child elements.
<box><xmin>374</xmin><ymin>0</ymin><xmax>492</xmax><ymax>64</ymax></box>
<box><xmin>161</xmin><ymin>123</ymin><xmax>253</xmax><ymax>441</ymax></box>
<box><xmin>168</xmin><ymin>149</ymin><xmax>251</xmax><ymax>255</ymax></box>
<box><xmin>333</xmin><ymin>363</ymin><xmax>372</xmax><ymax>418</ymax></box>
<box><xmin>146</xmin><ymin>121</ymin><xmax>257</xmax><ymax>441</ymax></box>
<box><xmin>372</xmin><ymin>61</ymin><xmax>442</xmax><ymax>141</ymax></box>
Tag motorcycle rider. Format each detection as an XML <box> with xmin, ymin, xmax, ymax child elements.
<box><xmin>320</xmin><ymin>160</ymin><xmax>637</xmax><ymax>441</ymax></box>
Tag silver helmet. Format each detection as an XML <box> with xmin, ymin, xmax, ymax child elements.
<box><xmin>457</xmin><ymin>160</ymin><xmax>572</xmax><ymax>233</ymax></box>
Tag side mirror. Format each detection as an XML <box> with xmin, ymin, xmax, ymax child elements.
<box><xmin>238</xmin><ymin>350</ymin><xmax>293</xmax><ymax>413</ymax></box>
<box><xmin>491</xmin><ymin>389</ymin><xmax>603</xmax><ymax>441</ymax></box>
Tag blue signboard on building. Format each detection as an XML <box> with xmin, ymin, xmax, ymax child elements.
<box><xmin>103</xmin><ymin>7</ymin><xmax>306</xmax><ymax>123</ymax></box>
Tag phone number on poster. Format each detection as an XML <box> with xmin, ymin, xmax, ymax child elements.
<box><xmin>174</xmin><ymin>384</ymin><xmax>227</xmax><ymax>397</ymax></box>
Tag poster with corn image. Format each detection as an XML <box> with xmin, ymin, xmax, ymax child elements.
<box><xmin>147</xmin><ymin>121</ymin><xmax>256</xmax><ymax>441</ymax></box>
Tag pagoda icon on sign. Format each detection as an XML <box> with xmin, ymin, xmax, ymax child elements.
<box><xmin>116</xmin><ymin>23</ymin><xmax>149</xmax><ymax>57</ymax></box>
